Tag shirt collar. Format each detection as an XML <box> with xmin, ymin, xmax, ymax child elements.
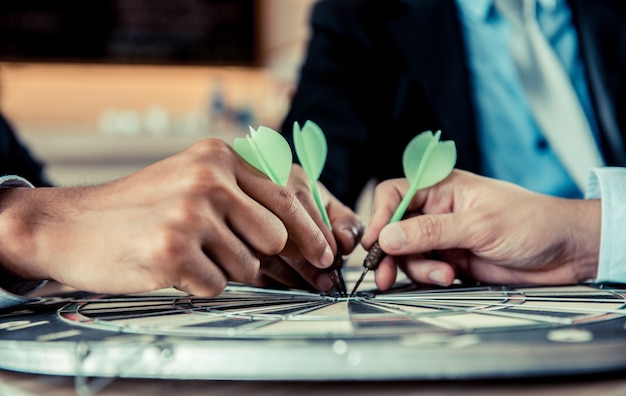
<box><xmin>539</xmin><ymin>0</ymin><xmax>558</xmax><ymax>12</ymax></box>
<box><xmin>455</xmin><ymin>0</ymin><xmax>560</xmax><ymax>22</ymax></box>
<box><xmin>455</xmin><ymin>0</ymin><xmax>493</xmax><ymax>22</ymax></box>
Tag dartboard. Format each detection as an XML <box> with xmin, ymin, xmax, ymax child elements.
<box><xmin>1</xmin><ymin>270</ymin><xmax>625</xmax><ymax>381</ymax></box>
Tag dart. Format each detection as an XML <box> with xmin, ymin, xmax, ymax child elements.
<box><xmin>351</xmin><ymin>130</ymin><xmax>457</xmax><ymax>296</ymax></box>
<box><xmin>233</xmin><ymin>125</ymin><xmax>293</xmax><ymax>186</ymax></box>
<box><xmin>233</xmin><ymin>124</ymin><xmax>345</xmax><ymax>295</ymax></box>
<box><xmin>293</xmin><ymin>120</ymin><xmax>347</xmax><ymax>296</ymax></box>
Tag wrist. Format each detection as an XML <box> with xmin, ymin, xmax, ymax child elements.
<box><xmin>0</xmin><ymin>187</ymin><xmax>47</xmax><ymax>282</ymax></box>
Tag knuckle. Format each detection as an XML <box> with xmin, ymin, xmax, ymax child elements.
<box><xmin>234</xmin><ymin>256</ymin><xmax>261</xmax><ymax>283</ymax></box>
<box><xmin>293</xmin><ymin>188</ymin><xmax>311</xmax><ymax>205</ymax></box>
<box><xmin>191</xmin><ymin>138</ymin><xmax>233</xmax><ymax>161</ymax></box>
<box><xmin>151</xmin><ymin>227</ymin><xmax>189</xmax><ymax>263</ymax></box>
<box><xmin>200</xmin><ymin>179</ymin><xmax>235</xmax><ymax>207</ymax></box>
<box><xmin>180</xmin><ymin>263</ymin><xmax>229</xmax><ymax>297</ymax></box>
<box><xmin>372</xmin><ymin>181</ymin><xmax>387</xmax><ymax>197</ymax></box>
<box><xmin>183</xmin><ymin>275</ymin><xmax>227</xmax><ymax>298</ymax></box>
<box><xmin>312</xmin><ymin>229</ymin><xmax>328</xmax><ymax>251</ymax></box>
<box><xmin>272</xmin><ymin>187</ymin><xmax>301</xmax><ymax>219</ymax></box>
<box><xmin>166</xmin><ymin>198</ymin><xmax>203</xmax><ymax>229</ymax></box>
<box><xmin>265</xmin><ymin>232</ymin><xmax>289</xmax><ymax>256</ymax></box>
<box><xmin>180</xmin><ymin>166</ymin><xmax>226</xmax><ymax>197</ymax></box>
<box><xmin>272</xmin><ymin>234</ymin><xmax>289</xmax><ymax>254</ymax></box>
<box><xmin>210</xmin><ymin>276</ymin><xmax>228</xmax><ymax>295</ymax></box>
<box><xmin>415</xmin><ymin>215</ymin><xmax>442</xmax><ymax>245</ymax></box>
<box><xmin>178</xmin><ymin>141</ymin><xmax>237</xmax><ymax>195</ymax></box>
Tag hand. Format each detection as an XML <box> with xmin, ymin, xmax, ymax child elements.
<box><xmin>251</xmin><ymin>165</ymin><xmax>364</xmax><ymax>292</ymax></box>
<box><xmin>361</xmin><ymin>170</ymin><xmax>601</xmax><ymax>290</ymax></box>
<box><xmin>0</xmin><ymin>139</ymin><xmax>335</xmax><ymax>297</ymax></box>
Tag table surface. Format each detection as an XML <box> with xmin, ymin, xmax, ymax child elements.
<box><xmin>1</xmin><ymin>369</ymin><xmax>626</xmax><ymax>396</ymax></box>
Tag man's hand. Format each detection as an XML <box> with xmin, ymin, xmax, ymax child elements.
<box><xmin>0</xmin><ymin>139</ymin><xmax>338</xmax><ymax>297</ymax></box>
<box><xmin>252</xmin><ymin>165</ymin><xmax>363</xmax><ymax>292</ymax></box>
<box><xmin>362</xmin><ymin>170</ymin><xmax>601</xmax><ymax>290</ymax></box>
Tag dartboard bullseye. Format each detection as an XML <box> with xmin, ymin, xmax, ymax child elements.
<box><xmin>1</xmin><ymin>278</ymin><xmax>625</xmax><ymax>380</ymax></box>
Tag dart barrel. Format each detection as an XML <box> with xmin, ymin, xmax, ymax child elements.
<box><xmin>364</xmin><ymin>241</ymin><xmax>385</xmax><ymax>270</ymax></box>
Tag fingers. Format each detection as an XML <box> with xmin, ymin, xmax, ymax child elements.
<box><xmin>175</xmin><ymin>271</ymin><xmax>227</xmax><ymax>297</ymax></box>
<box><xmin>322</xmin><ymin>182</ymin><xmax>364</xmax><ymax>254</ymax></box>
<box><xmin>151</xmin><ymin>219</ymin><xmax>262</xmax><ymax>296</ymax></box>
<box><xmin>378</xmin><ymin>212</ymin><xmax>472</xmax><ymax>255</ymax></box>
<box><xmin>238</xmin><ymin>165</ymin><xmax>334</xmax><ymax>269</ymax></box>
<box><xmin>247</xmin><ymin>271</ymin><xmax>293</xmax><ymax>290</ymax></box>
<box><xmin>362</xmin><ymin>178</ymin><xmax>409</xmax><ymax>248</ymax></box>
<box><xmin>363</xmin><ymin>170</ymin><xmax>472</xmax><ymax>249</ymax></box>
<box><xmin>202</xmin><ymin>223</ymin><xmax>262</xmax><ymax>284</ymax></box>
<box><xmin>225</xmin><ymin>193</ymin><xmax>290</xmax><ymax>257</ymax></box>
<box><xmin>373</xmin><ymin>256</ymin><xmax>398</xmax><ymax>291</ymax></box>
<box><xmin>258</xmin><ymin>255</ymin><xmax>334</xmax><ymax>292</ymax></box>
<box><xmin>285</xmin><ymin>172</ymin><xmax>338</xmax><ymax>257</ymax></box>
<box><xmin>168</xmin><ymin>247</ymin><xmax>230</xmax><ymax>297</ymax></box>
<box><xmin>373</xmin><ymin>254</ymin><xmax>456</xmax><ymax>291</ymax></box>
<box><xmin>270</xmin><ymin>188</ymin><xmax>335</xmax><ymax>268</ymax></box>
<box><xmin>398</xmin><ymin>257</ymin><xmax>456</xmax><ymax>287</ymax></box>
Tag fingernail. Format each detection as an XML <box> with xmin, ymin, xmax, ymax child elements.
<box><xmin>428</xmin><ymin>270</ymin><xmax>447</xmax><ymax>285</ymax></box>
<box><xmin>316</xmin><ymin>273</ymin><xmax>334</xmax><ymax>291</ymax></box>
<box><xmin>380</xmin><ymin>225</ymin><xmax>406</xmax><ymax>251</ymax></box>
<box><xmin>321</xmin><ymin>246</ymin><xmax>334</xmax><ymax>267</ymax></box>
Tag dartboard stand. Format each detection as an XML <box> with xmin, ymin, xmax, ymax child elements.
<box><xmin>1</xmin><ymin>269</ymin><xmax>625</xmax><ymax>389</ymax></box>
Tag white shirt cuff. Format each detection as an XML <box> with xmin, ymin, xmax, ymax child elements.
<box><xmin>586</xmin><ymin>167</ymin><xmax>626</xmax><ymax>284</ymax></box>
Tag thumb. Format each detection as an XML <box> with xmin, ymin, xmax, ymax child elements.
<box><xmin>378</xmin><ymin>213</ymin><xmax>468</xmax><ymax>254</ymax></box>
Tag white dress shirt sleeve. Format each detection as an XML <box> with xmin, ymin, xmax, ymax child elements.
<box><xmin>0</xmin><ymin>175</ymin><xmax>45</xmax><ymax>309</ymax></box>
<box><xmin>586</xmin><ymin>167</ymin><xmax>626</xmax><ymax>284</ymax></box>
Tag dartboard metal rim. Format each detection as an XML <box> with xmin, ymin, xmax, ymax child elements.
<box><xmin>0</xmin><ymin>281</ymin><xmax>625</xmax><ymax>380</ymax></box>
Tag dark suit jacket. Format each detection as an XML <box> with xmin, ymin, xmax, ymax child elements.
<box><xmin>281</xmin><ymin>0</ymin><xmax>626</xmax><ymax>208</ymax></box>
<box><xmin>0</xmin><ymin>114</ymin><xmax>49</xmax><ymax>187</ymax></box>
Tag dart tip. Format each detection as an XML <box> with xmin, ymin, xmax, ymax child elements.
<box><xmin>350</xmin><ymin>268</ymin><xmax>369</xmax><ymax>297</ymax></box>
<box><xmin>327</xmin><ymin>270</ymin><xmax>347</xmax><ymax>297</ymax></box>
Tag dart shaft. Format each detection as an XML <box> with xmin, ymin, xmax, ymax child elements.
<box><xmin>327</xmin><ymin>271</ymin><xmax>342</xmax><ymax>295</ymax></box>
<box><xmin>324</xmin><ymin>250</ymin><xmax>347</xmax><ymax>296</ymax></box>
<box><xmin>336</xmin><ymin>267</ymin><xmax>347</xmax><ymax>296</ymax></box>
<box><xmin>333</xmin><ymin>249</ymin><xmax>347</xmax><ymax>296</ymax></box>
<box><xmin>350</xmin><ymin>268</ymin><xmax>368</xmax><ymax>296</ymax></box>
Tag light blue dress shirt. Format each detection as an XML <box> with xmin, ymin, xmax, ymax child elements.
<box><xmin>455</xmin><ymin>0</ymin><xmax>602</xmax><ymax>198</ymax></box>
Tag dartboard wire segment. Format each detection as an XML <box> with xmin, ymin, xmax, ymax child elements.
<box><xmin>0</xmin><ymin>282</ymin><xmax>625</xmax><ymax>381</ymax></box>
<box><xmin>56</xmin><ymin>284</ymin><xmax>626</xmax><ymax>339</ymax></box>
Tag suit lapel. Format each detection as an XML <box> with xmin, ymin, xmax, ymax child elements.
<box><xmin>570</xmin><ymin>0</ymin><xmax>626</xmax><ymax>166</ymax></box>
<box><xmin>386</xmin><ymin>0</ymin><xmax>480</xmax><ymax>171</ymax></box>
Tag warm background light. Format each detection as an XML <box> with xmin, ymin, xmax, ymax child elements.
<box><xmin>0</xmin><ymin>0</ymin><xmax>316</xmax><ymax>185</ymax></box>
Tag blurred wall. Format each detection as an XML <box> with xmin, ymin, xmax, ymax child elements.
<box><xmin>0</xmin><ymin>0</ymin><xmax>317</xmax><ymax>185</ymax></box>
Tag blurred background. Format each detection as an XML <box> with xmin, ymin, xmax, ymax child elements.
<box><xmin>0</xmin><ymin>0</ymin><xmax>317</xmax><ymax>185</ymax></box>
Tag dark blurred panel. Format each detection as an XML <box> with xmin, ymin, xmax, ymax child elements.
<box><xmin>0</xmin><ymin>0</ymin><xmax>257</xmax><ymax>66</ymax></box>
